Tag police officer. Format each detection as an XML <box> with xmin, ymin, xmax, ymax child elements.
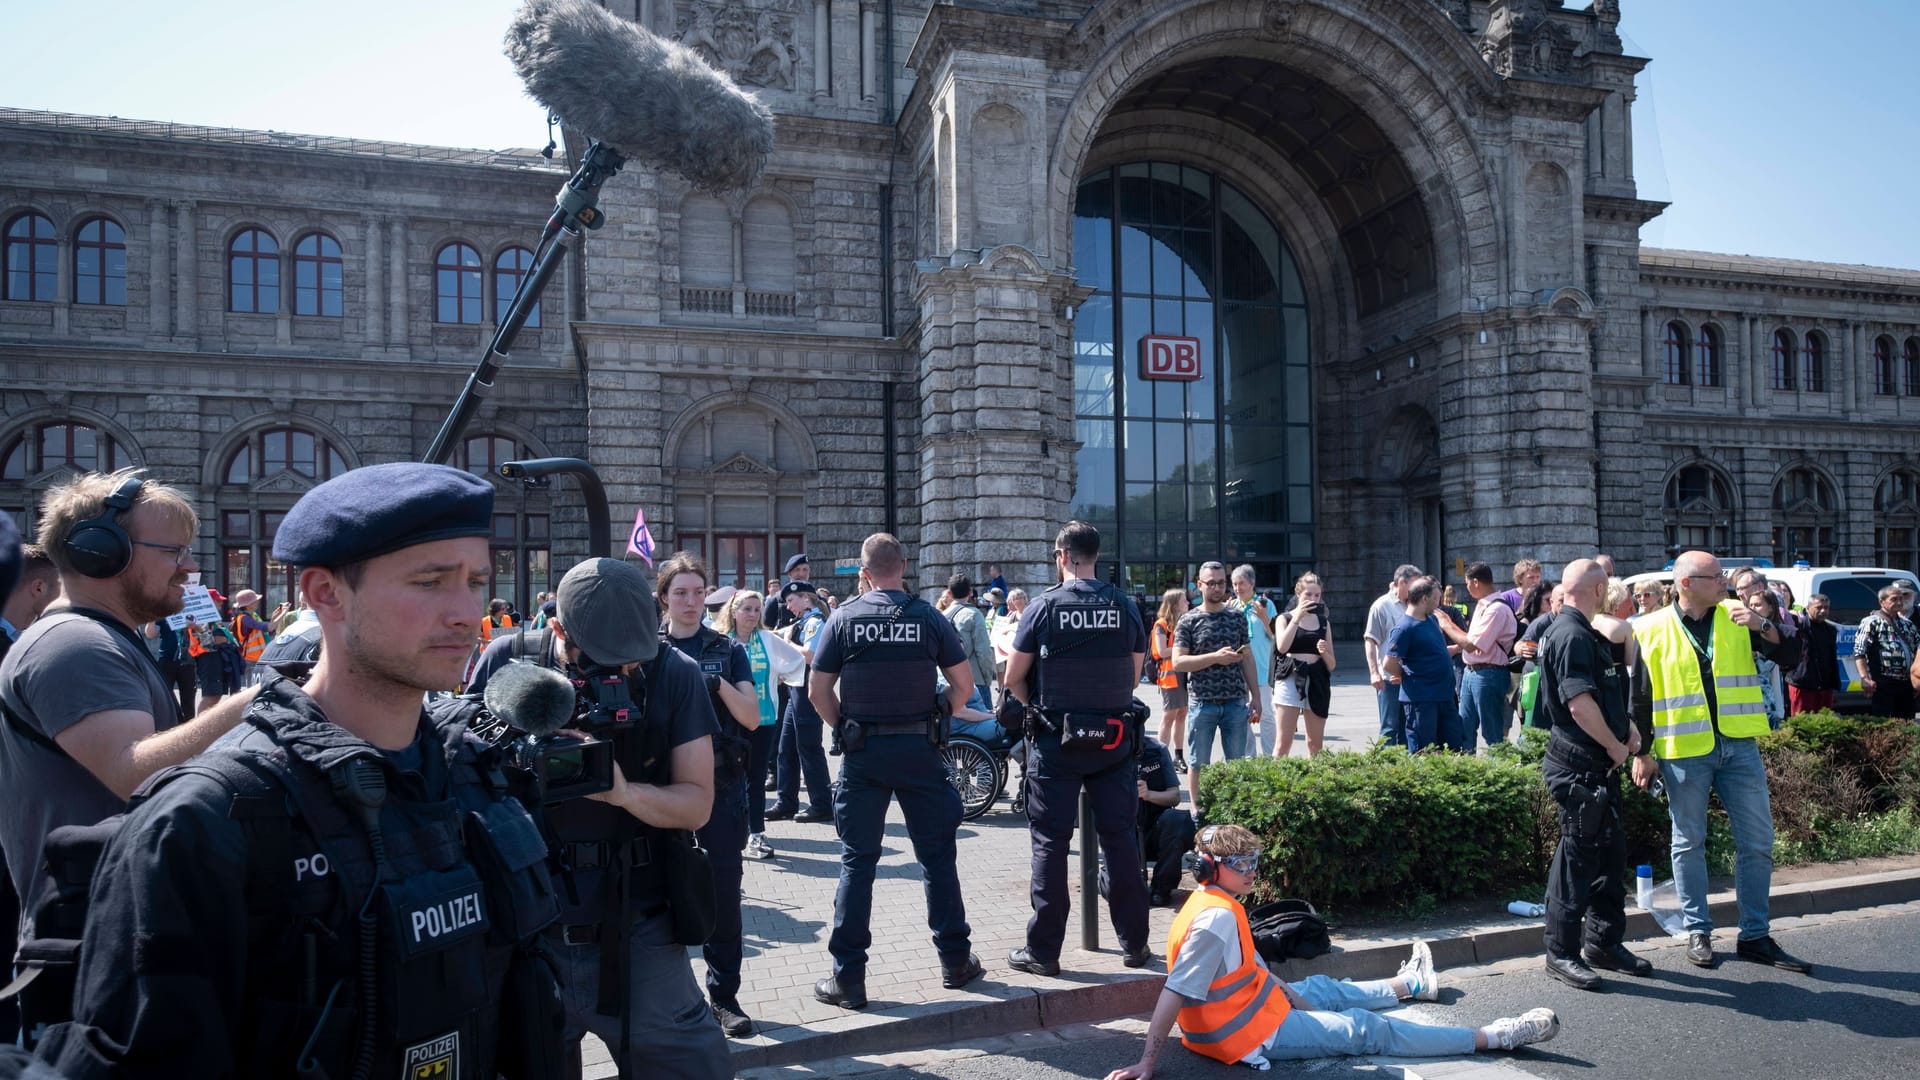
<box><xmin>1536</xmin><ymin>558</ymin><xmax>1652</xmax><ymax>991</ymax></box>
<box><xmin>1003</xmin><ymin>520</ymin><xmax>1153</xmax><ymax>975</ymax></box>
<box><xmin>808</xmin><ymin>533</ymin><xmax>983</xmax><ymax>1008</ymax></box>
<box><xmin>35</xmin><ymin>462</ymin><xmax>564</xmax><ymax>1078</ymax></box>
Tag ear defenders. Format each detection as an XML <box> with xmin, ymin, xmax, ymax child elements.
<box><xmin>62</xmin><ymin>475</ymin><xmax>144</xmax><ymax>579</ymax></box>
<box><xmin>1192</xmin><ymin>824</ymin><xmax>1222</xmax><ymax>885</ymax></box>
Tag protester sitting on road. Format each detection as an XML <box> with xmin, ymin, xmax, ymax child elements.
<box><xmin>1104</xmin><ymin>824</ymin><xmax>1558</xmax><ymax>1079</ymax></box>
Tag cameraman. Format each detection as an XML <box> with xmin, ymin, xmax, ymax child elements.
<box><xmin>656</xmin><ymin>553</ymin><xmax>759</xmax><ymax>1039</ymax></box>
<box><xmin>499</xmin><ymin>557</ymin><xmax>731</xmax><ymax>1079</ymax></box>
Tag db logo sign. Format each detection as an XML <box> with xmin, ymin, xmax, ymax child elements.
<box><xmin>1139</xmin><ymin>335</ymin><xmax>1203</xmax><ymax>382</ymax></box>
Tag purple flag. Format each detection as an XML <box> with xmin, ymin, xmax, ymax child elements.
<box><xmin>627</xmin><ymin>504</ymin><xmax>656</xmax><ymax>566</ymax></box>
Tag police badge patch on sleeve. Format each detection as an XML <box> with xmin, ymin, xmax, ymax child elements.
<box><xmin>403</xmin><ymin>1031</ymin><xmax>458</xmax><ymax>1079</ymax></box>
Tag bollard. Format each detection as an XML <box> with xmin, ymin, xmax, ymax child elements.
<box><xmin>1080</xmin><ymin>790</ymin><xmax>1098</xmax><ymax>951</ymax></box>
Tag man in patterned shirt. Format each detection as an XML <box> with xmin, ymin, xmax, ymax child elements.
<box><xmin>1171</xmin><ymin>561</ymin><xmax>1261</xmax><ymax>807</ymax></box>
<box><xmin>1856</xmin><ymin>583</ymin><xmax>1919</xmax><ymax>719</ymax></box>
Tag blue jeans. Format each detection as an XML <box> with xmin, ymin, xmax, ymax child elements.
<box><xmin>1376</xmin><ymin>684</ymin><xmax>1403</xmax><ymax>745</ymax></box>
<box><xmin>1188</xmin><ymin>699</ymin><xmax>1250</xmax><ymax>768</ymax></box>
<box><xmin>1399</xmin><ymin>699</ymin><xmax>1461</xmax><ymax>754</ymax></box>
<box><xmin>1660</xmin><ymin>737</ymin><xmax>1775</xmax><ymax>939</ymax></box>
<box><xmin>965</xmin><ymin>685</ymin><xmax>993</xmax><ymax>716</ymax></box>
<box><xmin>1265</xmin><ymin>975</ymin><xmax>1477</xmax><ymax>1060</ymax></box>
<box><xmin>1459</xmin><ymin>667</ymin><xmax>1512</xmax><ymax>749</ymax></box>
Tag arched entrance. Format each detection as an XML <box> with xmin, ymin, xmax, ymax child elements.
<box><xmin>1068</xmin><ymin>162</ymin><xmax>1314</xmax><ymax>595</ymax></box>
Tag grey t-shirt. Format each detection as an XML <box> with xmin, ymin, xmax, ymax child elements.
<box><xmin>0</xmin><ymin>609</ymin><xmax>179</xmax><ymax>932</ymax></box>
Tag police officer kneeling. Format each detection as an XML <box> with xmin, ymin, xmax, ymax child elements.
<box><xmin>1537</xmin><ymin>558</ymin><xmax>1652</xmax><ymax>990</ymax></box>
<box><xmin>1004</xmin><ymin>520</ymin><xmax>1154</xmax><ymax>975</ymax></box>
<box><xmin>810</xmin><ymin>533</ymin><xmax>983</xmax><ymax>1009</ymax></box>
<box><xmin>36</xmin><ymin>463</ymin><xmax>565</xmax><ymax>1078</ymax></box>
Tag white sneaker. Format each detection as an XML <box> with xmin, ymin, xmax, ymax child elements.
<box><xmin>1396</xmin><ymin>939</ymin><xmax>1440</xmax><ymax>1001</ymax></box>
<box><xmin>1484</xmin><ymin>1007</ymin><xmax>1559</xmax><ymax>1050</ymax></box>
<box><xmin>745</xmin><ymin>833</ymin><xmax>774</xmax><ymax>860</ymax></box>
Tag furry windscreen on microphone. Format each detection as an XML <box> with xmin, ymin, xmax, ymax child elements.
<box><xmin>481</xmin><ymin>660</ymin><xmax>579</xmax><ymax>739</ymax></box>
<box><xmin>505</xmin><ymin>0</ymin><xmax>775</xmax><ymax>192</ymax></box>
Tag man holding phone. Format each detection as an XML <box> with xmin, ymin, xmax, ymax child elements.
<box><xmin>1171</xmin><ymin>561</ymin><xmax>1261</xmax><ymax>807</ymax></box>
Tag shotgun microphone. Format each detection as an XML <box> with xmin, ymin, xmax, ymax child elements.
<box><xmin>504</xmin><ymin>0</ymin><xmax>776</xmax><ymax>192</ymax></box>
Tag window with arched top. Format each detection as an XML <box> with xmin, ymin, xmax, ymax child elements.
<box><xmin>1770</xmin><ymin>329</ymin><xmax>1796</xmax><ymax>391</ymax></box>
<box><xmin>435</xmin><ymin>242</ymin><xmax>483</xmax><ymax>324</ymax></box>
<box><xmin>452</xmin><ymin>433</ymin><xmax>551</xmax><ymax>613</ymax></box>
<box><xmin>1663</xmin><ymin>464</ymin><xmax>1734</xmax><ymax>556</ymax></box>
<box><xmin>1694</xmin><ymin>324</ymin><xmax>1722</xmax><ymax>387</ymax></box>
<box><xmin>74</xmin><ymin>217</ymin><xmax>127</xmax><ymax>306</ymax></box>
<box><xmin>1663</xmin><ymin>321</ymin><xmax>1689</xmax><ymax>385</ymax></box>
<box><xmin>1906</xmin><ymin>339</ymin><xmax>1920</xmax><ymax>398</ymax></box>
<box><xmin>229</xmin><ymin>228</ymin><xmax>280</xmax><ymax>313</ymax></box>
<box><xmin>1771</xmin><ymin>466</ymin><xmax>1838</xmax><ymax>566</ymax></box>
<box><xmin>1802</xmin><ymin>331</ymin><xmax>1827</xmax><ymax>393</ymax></box>
<box><xmin>218</xmin><ymin>426</ymin><xmax>350</xmax><ymax>612</ymax></box>
<box><xmin>668</xmin><ymin>402</ymin><xmax>812</xmax><ymax>588</ymax></box>
<box><xmin>493</xmin><ymin>247</ymin><xmax>539</xmax><ymax>327</ymax></box>
<box><xmin>1876</xmin><ymin>468</ymin><xmax>1920</xmax><ymax>575</ymax></box>
<box><xmin>0</xmin><ymin>419</ymin><xmax>133</xmax><ymax>540</ymax></box>
<box><xmin>1876</xmin><ymin>336</ymin><xmax>1898</xmax><ymax>397</ymax></box>
<box><xmin>292</xmin><ymin>233</ymin><xmax>343</xmax><ymax>317</ymax></box>
<box><xmin>4</xmin><ymin>212</ymin><xmax>57</xmax><ymax>301</ymax></box>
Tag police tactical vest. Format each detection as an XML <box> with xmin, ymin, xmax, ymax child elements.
<box><xmin>836</xmin><ymin>591</ymin><xmax>940</xmax><ymax>722</ymax></box>
<box><xmin>1035</xmin><ymin>580</ymin><xmax>1136</xmax><ymax>713</ymax></box>
<box><xmin>674</xmin><ymin>626</ymin><xmax>750</xmax><ymax>787</ymax></box>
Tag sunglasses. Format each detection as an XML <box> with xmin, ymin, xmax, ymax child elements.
<box><xmin>1217</xmin><ymin>853</ymin><xmax>1259</xmax><ymax>875</ymax></box>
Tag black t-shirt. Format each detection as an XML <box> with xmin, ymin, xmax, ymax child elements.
<box><xmin>1537</xmin><ymin>608</ymin><xmax>1629</xmax><ymax>755</ymax></box>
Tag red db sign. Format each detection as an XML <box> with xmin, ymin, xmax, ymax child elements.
<box><xmin>1139</xmin><ymin>335</ymin><xmax>1203</xmax><ymax>381</ymax></box>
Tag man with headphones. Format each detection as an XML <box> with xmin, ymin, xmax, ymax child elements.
<box><xmin>0</xmin><ymin>470</ymin><xmax>256</xmax><ymax>944</ymax></box>
<box><xmin>1105</xmin><ymin>823</ymin><xmax>1561</xmax><ymax>1079</ymax></box>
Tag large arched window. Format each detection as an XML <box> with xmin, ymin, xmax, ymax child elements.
<box><xmin>1770</xmin><ymin>329</ymin><xmax>1796</xmax><ymax>391</ymax></box>
<box><xmin>1876</xmin><ymin>336</ymin><xmax>1898</xmax><ymax>397</ymax></box>
<box><xmin>1906</xmin><ymin>338</ymin><xmax>1920</xmax><ymax>398</ymax></box>
<box><xmin>292</xmin><ymin>232</ymin><xmax>343</xmax><ymax>317</ymax></box>
<box><xmin>3</xmin><ymin>212</ymin><xmax>57</xmax><ymax>301</ymax></box>
<box><xmin>0</xmin><ymin>419</ymin><xmax>132</xmax><ymax>540</ymax></box>
<box><xmin>1801</xmin><ymin>331</ymin><xmax>1827</xmax><ymax>393</ymax></box>
<box><xmin>1663</xmin><ymin>464</ymin><xmax>1734</xmax><ymax>556</ymax></box>
<box><xmin>1662</xmin><ymin>321</ymin><xmax>1689</xmax><ymax>385</ymax></box>
<box><xmin>668</xmin><ymin>402</ymin><xmax>813</xmax><ymax>588</ymax></box>
<box><xmin>1771</xmin><ymin>466</ymin><xmax>1838</xmax><ymax>566</ymax></box>
<box><xmin>1876</xmin><ymin>468</ymin><xmax>1920</xmax><ymax>575</ymax></box>
<box><xmin>73</xmin><ymin>217</ymin><xmax>127</xmax><ymax>306</ymax></box>
<box><xmin>229</xmin><ymin>228</ymin><xmax>280</xmax><ymax>313</ymax></box>
<box><xmin>434</xmin><ymin>242</ymin><xmax>483</xmax><ymax>324</ymax></box>
<box><xmin>455</xmin><ymin>434</ymin><xmax>551</xmax><ymax>611</ymax></box>
<box><xmin>493</xmin><ymin>246</ymin><xmax>539</xmax><ymax>327</ymax></box>
<box><xmin>219</xmin><ymin>426</ymin><xmax>350</xmax><ymax>610</ymax></box>
<box><xmin>1694</xmin><ymin>324</ymin><xmax>1722</xmax><ymax>387</ymax></box>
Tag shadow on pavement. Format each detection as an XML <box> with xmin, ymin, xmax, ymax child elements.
<box><xmin>1601</xmin><ymin>968</ymin><xmax>1920</xmax><ymax>1039</ymax></box>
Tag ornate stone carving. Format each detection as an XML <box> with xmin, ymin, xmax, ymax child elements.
<box><xmin>252</xmin><ymin>470</ymin><xmax>316</xmax><ymax>495</ymax></box>
<box><xmin>1479</xmin><ymin>0</ymin><xmax>1575</xmax><ymax>79</ymax></box>
<box><xmin>677</xmin><ymin>1</ymin><xmax>800</xmax><ymax>92</ymax></box>
<box><xmin>1258</xmin><ymin>0</ymin><xmax>1304</xmax><ymax>42</ymax></box>
<box><xmin>1433</xmin><ymin>0</ymin><xmax>1473</xmax><ymax>32</ymax></box>
<box><xmin>710</xmin><ymin>452</ymin><xmax>775</xmax><ymax>476</ymax></box>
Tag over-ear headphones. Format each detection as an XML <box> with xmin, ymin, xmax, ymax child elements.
<box><xmin>63</xmin><ymin>475</ymin><xmax>144</xmax><ymax>579</ymax></box>
<box><xmin>1192</xmin><ymin>824</ymin><xmax>1221</xmax><ymax>885</ymax></box>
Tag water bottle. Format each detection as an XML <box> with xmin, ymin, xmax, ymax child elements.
<box><xmin>1636</xmin><ymin>865</ymin><xmax>1654</xmax><ymax>910</ymax></box>
<box><xmin>1507</xmin><ymin>900</ymin><xmax>1545</xmax><ymax>917</ymax></box>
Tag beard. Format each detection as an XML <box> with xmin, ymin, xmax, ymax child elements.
<box><xmin>123</xmin><ymin>570</ymin><xmax>188</xmax><ymax>626</ymax></box>
<box><xmin>343</xmin><ymin>621</ymin><xmax>469</xmax><ymax>695</ymax></box>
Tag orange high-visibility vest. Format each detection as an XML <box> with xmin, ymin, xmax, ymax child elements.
<box><xmin>1166</xmin><ymin>887</ymin><xmax>1292</xmax><ymax>1064</ymax></box>
<box><xmin>479</xmin><ymin>613</ymin><xmax>514</xmax><ymax>642</ymax></box>
<box><xmin>232</xmin><ymin>615</ymin><xmax>265</xmax><ymax>663</ymax></box>
<box><xmin>1152</xmin><ymin>619</ymin><xmax>1180</xmax><ymax>690</ymax></box>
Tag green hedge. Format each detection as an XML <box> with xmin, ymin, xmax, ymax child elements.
<box><xmin>1199</xmin><ymin>713</ymin><xmax>1920</xmax><ymax>912</ymax></box>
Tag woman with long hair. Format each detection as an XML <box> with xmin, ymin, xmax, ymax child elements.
<box><xmin>1272</xmin><ymin>571</ymin><xmax>1337</xmax><ymax>756</ymax></box>
<box><xmin>715</xmin><ymin>589</ymin><xmax>806</xmax><ymax>860</ymax></box>
<box><xmin>1152</xmin><ymin>587</ymin><xmax>1191</xmax><ymax>774</ymax></box>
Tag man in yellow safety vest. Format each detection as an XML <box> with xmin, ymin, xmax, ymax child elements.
<box><xmin>1103</xmin><ymin>824</ymin><xmax>1558</xmax><ymax>1079</ymax></box>
<box><xmin>1630</xmin><ymin>552</ymin><xmax>1809</xmax><ymax>973</ymax></box>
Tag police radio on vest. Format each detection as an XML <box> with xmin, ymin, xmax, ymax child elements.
<box><xmin>850</xmin><ymin>620</ymin><xmax>923</xmax><ymax>644</ymax></box>
<box><xmin>1057</xmin><ymin>607</ymin><xmax>1121</xmax><ymax>631</ymax></box>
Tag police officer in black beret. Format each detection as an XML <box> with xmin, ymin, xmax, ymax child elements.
<box><xmin>1003</xmin><ymin>520</ymin><xmax>1154</xmax><ymax>974</ymax></box>
<box><xmin>809</xmin><ymin>533</ymin><xmax>983</xmax><ymax>1008</ymax></box>
<box><xmin>36</xmin><ymin>462</ymin><xmax>564</xmax><ymax>1079</ymax></box>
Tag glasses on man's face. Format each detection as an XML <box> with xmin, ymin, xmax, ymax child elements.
<box><xmin>1199</xmin><ymin>579</ymin><xmax>1227</xmax><ymax>589</ymax></box>
<box><xmin>130</xmin><ymin>539</ymin><xmax>194</xmax><ymax>565</ymax></box>
<box><xmin>1218</xmin><ymin>853</ymin><xmax>1259</xmax><ymax>876</ymax></box>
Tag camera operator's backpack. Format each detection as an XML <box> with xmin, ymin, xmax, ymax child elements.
<box><xmin>1247</xmin><ymin>898</ymin><xmax>1332</xmax><ymax>962</ymax></box>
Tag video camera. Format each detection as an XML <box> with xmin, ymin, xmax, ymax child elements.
<box><xmin>470</xmin><ymin>656</ymin><xmax>648</xmax><ymax>805</ymax></box>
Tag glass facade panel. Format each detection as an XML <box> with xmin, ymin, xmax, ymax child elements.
<box><xmin>1071</xmin><ymin>163</ymin><xmax>1312</xmax><ymax>592</ymax></box>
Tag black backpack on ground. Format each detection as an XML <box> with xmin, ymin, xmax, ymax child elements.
<box><xmin>1248</xmin><ymin>898</ymin><xmax>1332</xmax><ymax>962</ymax></box>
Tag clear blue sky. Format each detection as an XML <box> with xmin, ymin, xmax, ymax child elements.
<box><xmin>3</xmin><ymin>1</ymin><xmax>1915</xmax><ymax>269</ymax></box>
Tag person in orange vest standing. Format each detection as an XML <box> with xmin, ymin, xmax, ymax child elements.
<box><xmin>229</xmin><ymin>589</ymin><xmax>270</xmax><ymax>664</ymax></box>
<box><xmin>478</xmin><ymin>597</ymin><xmax>515</xmax><ymax>642</ymax></box>
<box><xmin>1150</xmin><ymin>588</ymin><xmax>1189</xmax><ymax>775</ymax></box>
<box><xmin>1104</xmin><ymin>824</ymin><xmax>1559</xmax><ymax>1078</ymax></box>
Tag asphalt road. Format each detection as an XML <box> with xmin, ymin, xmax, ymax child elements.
<box><xmin>752</xmin><ymin>903</ymin><xmax>1920</xmax><ymax>1080</ymax></box>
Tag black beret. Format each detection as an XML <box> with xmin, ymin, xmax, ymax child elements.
<box><xmin>784</xmin><ymin>552</ymin><xmax>809</xmax><ymax>574</ymax></box>
<box><xmin>778</xmin><ymin>580</ymin><xmax>818</xmax><ymax>603</ymax></box>
<box><xmin>272</xmin><ymin>462</ymin><xmax>494</xmax><ymax>568</ymax></box>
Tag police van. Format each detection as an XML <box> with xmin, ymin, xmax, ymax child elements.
<box><xmin>1764</xmin><ymin>566</ymin><xmax>1919</xmax><ymax>707</ymax></box>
